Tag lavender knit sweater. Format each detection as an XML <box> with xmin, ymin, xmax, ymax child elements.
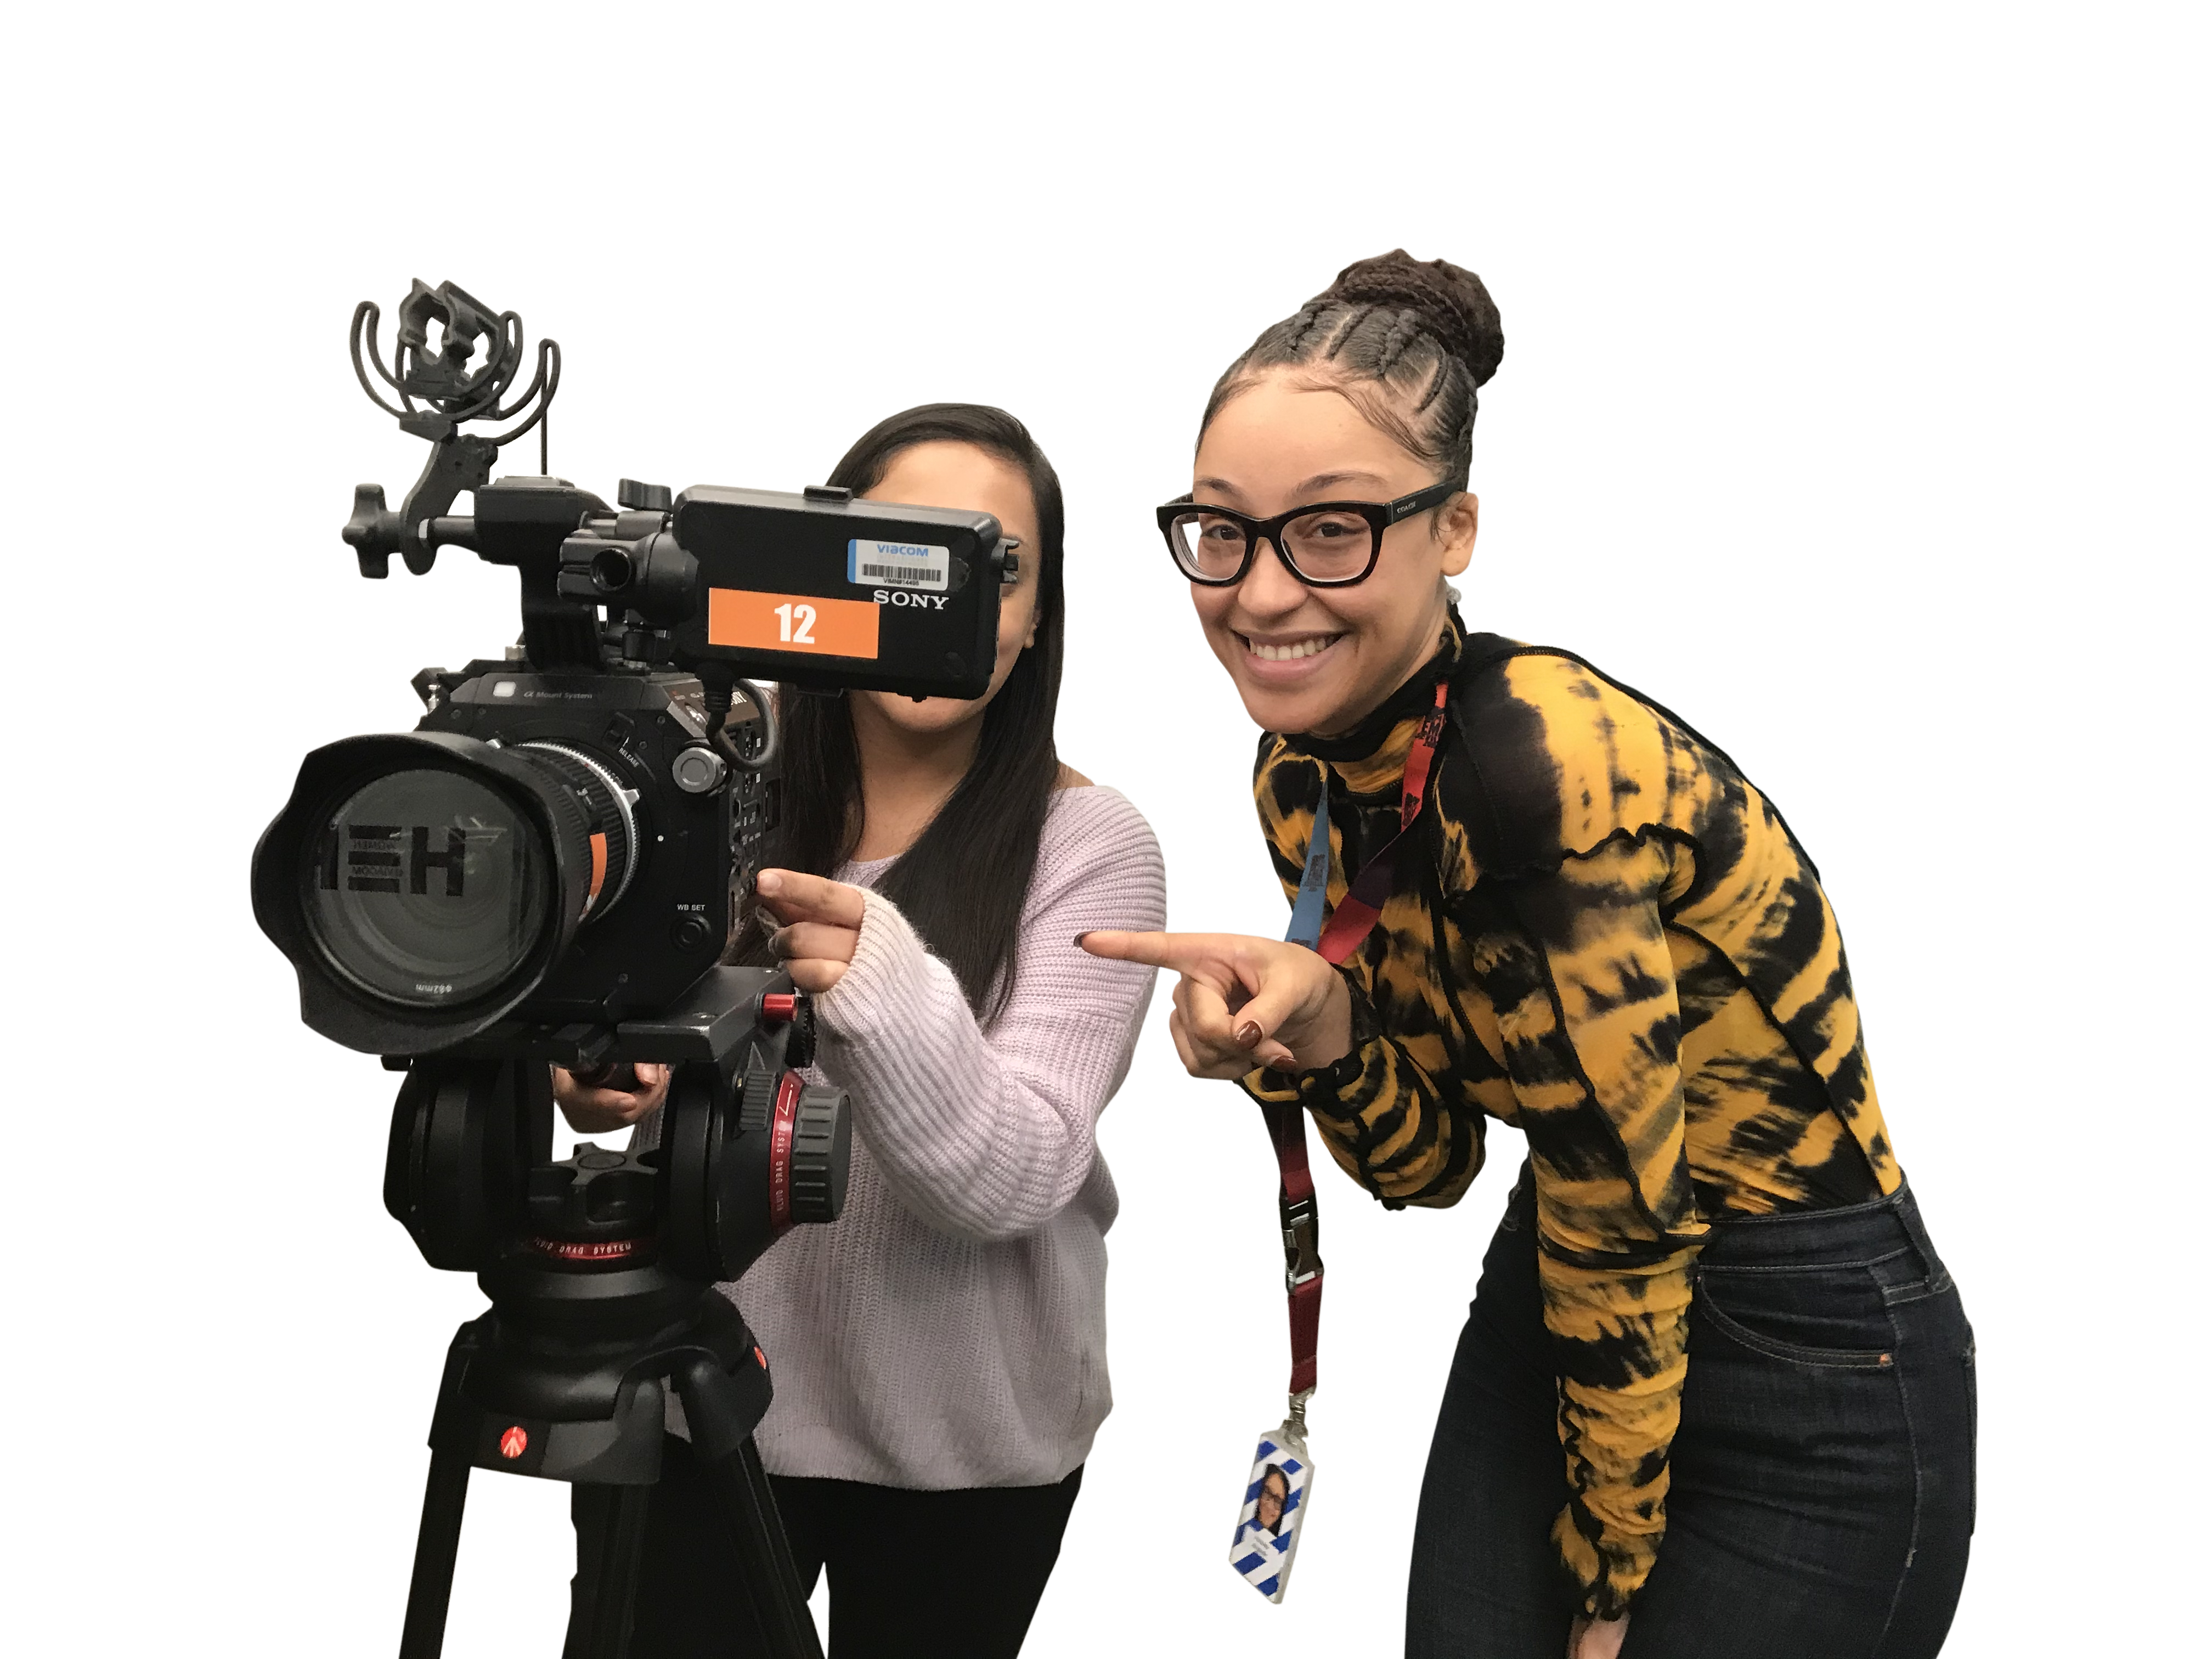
<box><xmin>685</xmin><ymin>785</ymin><xmax>1164</xmax><ymax>1490</ymax></box>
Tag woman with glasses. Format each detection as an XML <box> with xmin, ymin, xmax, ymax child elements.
<box><xmin>1084</xmin><ymin>253</ymin><xmax>1974</xmax><ymax>1658</ymax></box>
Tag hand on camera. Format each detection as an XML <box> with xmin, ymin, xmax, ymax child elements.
<box><xmin>755</xmin><ymin>868</ymin><xmax>864</xmax><ymax>995</ymax></box>
<box><xmin>551</xmin><ymin>1062</ymin><xmax>670</xmax><ymax>1133</ymax></box>
<box><xmin>1077</xmin><ymin>931</ymin><xmax>1352</xmax><ymax>1078</ymax></box>
<box><xmin>1567</xmin><ymin>1615</ymin><xmax>1628</xmax><ymax>1658</ymax></box>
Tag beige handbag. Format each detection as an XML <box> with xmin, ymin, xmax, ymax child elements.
<box><xmin>1084</xmin><ymin>1353</ymin><xmax>1186</xmax><ymax>1486</ymax></box>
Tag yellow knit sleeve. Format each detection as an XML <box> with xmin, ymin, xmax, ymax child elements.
<box><xmin>1494</xmin><ymin>836</ymin><xmax>1707</xmax><ymax>1618</ymax></box>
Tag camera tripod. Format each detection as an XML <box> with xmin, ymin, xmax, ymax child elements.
<box><xmin>382</xmin><ymin>972</ymin><xmax>847</xmax><ymax>1659</ymax></box>
<box><xmin>398</xmin><ymin>1249</ymin><xmax>821</xmax><ymax>1659</ymax></box>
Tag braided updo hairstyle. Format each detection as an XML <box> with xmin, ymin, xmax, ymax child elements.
<box><xmin>1200</xmin><ymin>250</ymin><xmax>1504</xmax><ymax>489</ymax></box>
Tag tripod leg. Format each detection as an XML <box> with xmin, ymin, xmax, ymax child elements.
<box><xmin>566</xmin><ymin>1483</ymin><xmax>652</xmax><ymax>1659</ymax></box>
<box><xmin>672</xmin><ymin>1347</ymin><xmax>820</xmax><ymax>1659</ymax></box>
<box><xmin>398</xmin><ymin>1451</ymin><xmax>470</xmax><ymax>1659</ymax></box>
<box><xmin>695</xmin><ymin>1438</ymin><xmax>823</xmax><ymax>1659</ymax></box>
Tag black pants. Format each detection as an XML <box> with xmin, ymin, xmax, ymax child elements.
<box><xmin>582</xmin><ymin>1435</ymin><xmax>1083</xmax><ymax>1658</ymax></box>
<box><xmin>1407</xmin><ymin>1169</ymin><xmax>1975</xmax><ymax>1658</ymax></box>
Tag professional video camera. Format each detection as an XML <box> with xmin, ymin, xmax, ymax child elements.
<box><xmin>251</xmin><ymin>281</ymin><xmax>1017</xmax><ymax>1659</ymax></box>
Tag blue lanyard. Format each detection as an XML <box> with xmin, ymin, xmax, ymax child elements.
<box><xmin>1285</xmin><ymin>788</ymin><xmax>1331</xmax><ymax>949</ymax></box>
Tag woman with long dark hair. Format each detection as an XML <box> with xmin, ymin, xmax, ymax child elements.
<box><xmin>253</xmin><ymin>526</ymin><xmax>400</xmax><ymax>1659</ymax></box>
<box><xmin>1085</xmin><ymin>254</ymin><xmax>1975</xmax><ymax>1657</ymax></box>
<box><xmin>558</xmin><ymin>404</ymin><xmax>1165</xmax><ymax>1657</ymax></box>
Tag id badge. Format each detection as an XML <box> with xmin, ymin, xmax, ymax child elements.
<box><xmin>1228</xmin><ymin>1419</ymin><xmax>1313</xmax><ymax>1603</ymax></box>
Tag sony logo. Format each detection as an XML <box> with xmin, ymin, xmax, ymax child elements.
<box><xmin>872</xmin><ymin>590</ymin><xmax>949</xmax><ymax>609</ymax></box>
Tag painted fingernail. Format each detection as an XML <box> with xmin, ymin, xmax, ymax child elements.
<box><xmin>1235</xmin><ymin>1021</ymin><xmax>1262</xmax><ymax>1049</ymax></box>
<box><xmin>1073</xmin><ymin>932</ymin><xmax>1092</xmax><ymax>948</ymax></box>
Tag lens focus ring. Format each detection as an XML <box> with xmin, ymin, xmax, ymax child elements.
<box><xmin>518</xmin><ymin>742</ymin><xmax>638</xmax><ymax>920</ymax></box>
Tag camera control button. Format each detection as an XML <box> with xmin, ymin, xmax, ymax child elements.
<box><xmin>670</xmin><ymin>746</ymin><xmax>726</xmax><ymax>794</ymax></box>
<box><xmin>671</xmin><ymin>914</ymin><xmax>714</xmax><ymax>951</ymax></box>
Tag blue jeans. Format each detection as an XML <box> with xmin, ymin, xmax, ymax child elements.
<box><xmin>1407</xmin><ymin>1167</ymin><xmax>1976</xmax><ymax>1657</ymax></box>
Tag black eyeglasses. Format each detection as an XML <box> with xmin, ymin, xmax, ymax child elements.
<box><xmin>1155</xmin><ymin>480</ymin><xmax>1458</xmax><ymax>588</ymax></box>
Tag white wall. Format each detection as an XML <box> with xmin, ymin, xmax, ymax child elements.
<box><xmin>1092</xmin><ymin>246</ymin><xmax>1628</xmax><ymax>1291</ymax></box>
<box><xmin>251</xmin><ymin>246</ymin><xmax>1628</xmax><ymax>1309</ymax></box>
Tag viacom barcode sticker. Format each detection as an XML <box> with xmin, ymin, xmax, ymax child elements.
<box><xmin>848</xmin><ymin>537</ymin><xmax>950</xmax><ymax>592</ymax></box>
<box><xmin>1228</xmin><ymin>1432</ymin><xmax>1311</xmax><ymax>1604</ymax></box>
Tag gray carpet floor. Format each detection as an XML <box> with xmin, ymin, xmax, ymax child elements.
<box><xmin>380</xmin><ymin>1283</ymin><xmax>1973</xmax><ymax>1659</ymax></box>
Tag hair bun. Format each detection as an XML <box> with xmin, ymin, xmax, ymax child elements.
<box><xmin>1321</xmin><ymin>250</ymin><xmax>1504</xmax><ymax>389</ymax></box>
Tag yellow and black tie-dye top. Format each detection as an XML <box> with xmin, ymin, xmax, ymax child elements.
<box><xmin>1243</xmin><ymin>616</ymin><xmax>1902</xmax><ymax>1620</ymax></box>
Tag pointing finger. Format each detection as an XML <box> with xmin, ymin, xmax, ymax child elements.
<box><xmin>1066</xmin><ymin>929</ymin><xmax>1229</xmax><ymax>982</ymax></box>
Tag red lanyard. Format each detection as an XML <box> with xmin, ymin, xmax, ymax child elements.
<box><xmin>1265</xmin><ymin>679</ymin><xmax>1451</xmax><ymax>1403</ymax></box>
<box><xmin>1314</xmin><ymin>680</ymin><xmax>1450</xmax><ymax>963</ymax></box>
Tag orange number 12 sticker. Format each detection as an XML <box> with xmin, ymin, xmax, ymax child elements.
<box><xmin>707</xmin><ymin>589</ymin><xmax>881</xmax><ymax>659</ymax></box>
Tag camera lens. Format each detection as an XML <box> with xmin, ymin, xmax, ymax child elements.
<box><xmin>306</xmin><ymin>768</ymin><xmax>551</xmax><ymax>1007</ymax></box>
<box><xmin>256</xmin><ymin>729</ymin><xmax>650</xmax><ymax>1053</ymax></box>
<box><xmin>514</xmin><ymin>742</ymin><xmax>637</xmax><ymax>921</ymax></box>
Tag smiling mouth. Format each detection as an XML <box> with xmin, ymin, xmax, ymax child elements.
<box><xmin>1239</xmin><ymin>631</ymin><xmax>1343</xmax><ymax>662</ymax></box>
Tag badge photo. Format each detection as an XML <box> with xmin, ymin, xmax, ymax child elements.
<box><xmin>1228</xmin><ymin>1431</ymin><xmax>1312</xmax><ymax>1603</ymax></box>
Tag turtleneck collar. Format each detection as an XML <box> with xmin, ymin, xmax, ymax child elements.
<box><xmin>1279</xmin><ymin>608</ymin><xmax>1466</xmax><ymax>793</ymax></box>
